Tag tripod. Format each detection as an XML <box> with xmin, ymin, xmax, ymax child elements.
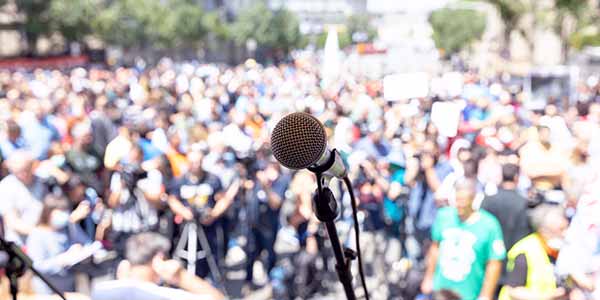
<box><xmin>173</xmin><ymin>220</ymin><xmax>225</xmax><ymax>290</ymax></box>
<box><xmin>0</xmin><ymin>237</ymin><xmax>67</xmax><ymax>300</ymax></box>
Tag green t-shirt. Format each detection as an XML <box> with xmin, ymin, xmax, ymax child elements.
<box><xmin>432</xmin><ymin>207</ymin><xmax>506</xmax><ymax>300</ymax></box>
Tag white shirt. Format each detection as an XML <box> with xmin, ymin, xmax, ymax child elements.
<box><xmin>0</xmin><ymin>175</ymin><xmax>43</xmax><ymax>245</ymax></box>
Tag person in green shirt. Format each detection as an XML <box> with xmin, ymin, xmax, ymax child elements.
<box><xmin>421</xmin><ymin>178</ymin><xmax>506</xmax><ymax>300</ymax></box>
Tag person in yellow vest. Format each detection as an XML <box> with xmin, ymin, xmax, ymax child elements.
<box><xmin>498</xmin><ymin>204</ymin><xmax>569</xmax><ymax>300</ymax></box>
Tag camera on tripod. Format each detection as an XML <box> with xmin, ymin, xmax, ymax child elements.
<box><xmin>180</xmin><ymin>183</ymin><xmax>214</xmax><ymax>222</ymax></box>
<box><xmin>120</xmin><ymin>163</ymin><xmax>145</xmax><ymax>191</ymax></box>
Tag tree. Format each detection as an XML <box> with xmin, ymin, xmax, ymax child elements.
<box><xmin>48</xmin><ymin>0</ymin><xmax>97</xmax><ymax>44</ymax></box>
<box><xmin>345</xmin><ymin>15</ymin><xmax>377</xmax><ymax>44</ymax></box>
<box><xmin>548</xmin><ymin>0</ymin><xmax>593</xmax><ymax>62</ymax></box>
<box><xmin>231</xmin><ymin>2</ymin><xmax>303</xmax><ymax>57</ymax></box>
<box><xmin>429</xmin><ymin>8</ymin><xmax>486</xmax><ymax>58</ymax></box>
<box><xmin>15</xmin><ymin>0</ymin><xmax>52</xmax><ymax>56</ymax></box>
<box><xmin>92</xmin><ymin>0</ymin><xmax>209</xmax><ymax>50</ymax></box>
<box><xmin>486</xmin><ymin>0</ymin><xmax>535</xmax><ymax>57</ymax></box>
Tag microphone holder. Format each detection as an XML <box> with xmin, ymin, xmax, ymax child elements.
<box><xmin>0</xmin><ymin>237</ymin><xmax>67</xmax><ymax>300</ymax></box>
<box><xmin>312</xmin><ymin>171</ymin><xmax>357</xmax><ymax>300</ymax></box>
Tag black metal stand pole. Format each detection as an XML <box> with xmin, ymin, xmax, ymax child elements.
<box><xmin>1</xmin><ymin>237</ymin><xmax>68</xmax><ymax>300</ymax></box>
<box><xmin>313</xmin><ymin>172</ymin><xmax>357</xmax><ymax>300</ymax></box>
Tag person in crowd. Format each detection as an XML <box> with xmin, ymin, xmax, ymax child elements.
<box><xmin>167</xmin><ymin>147</ymin><xmax>238</xmax><ymax>279</ymax></box>
<box><xmin>64</xmin><ymin>121</ymin><xmax>104</xmax><ymax>194</ymax></box>
<box><xmin>481</xmin><ymin>163</ymin><xmax>531</xmax><ymax>252</ymax></box>
<box><xmin>421</xmin><ymin>178</ymin><xmax>505</xmax><ymax>300</ymax></box>
<box><xmin>0</xmin><ymin>119</ymin><xmax>26</xmax><ymax>160</ymax></box>
<box><xmin>92</xmin><ymin>232</ymin><xmax>224</xmax><ymax>300</ymax></box>
<box><xmin>18</xmin><ymin>99</ymin><xmax>60</xmax><ymax>160</ymax></box>
<box><xmin>556</xmin><ymin>188</ymin><xmax>600</xmax><ymax>299</ymax></box>
<box><xmin>0</xmin><ymin>150</ymin><xmax>46</xmax><ymax>245</ymax></box>
<box><xmin>105</xmin><ymin>144</ymin><xmax>156</xmax><ymax>254</ymax></box>
<box><xmin>244</xmin><ymin>162</ymin><xmax>289</xmax><ymax>292</ymax></box>
<box><xmin>26</xmin><ymin>194</ymin><xmax>91</xmax><ymax>294</ymax></box>
<box><xmin>498</xmin><ymin>204</ymin><xmax>569</xmax><ymax>300</ymax></box>
<box><xmin>405</xmin><ymin>138</ymin><xmax>454</xmax><ymax>247</ymax></box>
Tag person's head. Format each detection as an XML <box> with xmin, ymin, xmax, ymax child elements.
<box><xmin>70</xmin><ymin>121</ymin><xmax>93</xmax><ymax>147</ymax></box>
<box><xmin>39</xmin><ymin>194</ymin><xmax>71</xmax><ymax>231</ymax></box>
<box><xmin>123</xmin><ymin>232</ymin><xmax>171</xmax><ymax>283</ymax></box>
<box><xmin>422</xmin><ymin>139</ymin><xmax>440</xmax><ymax>160</ymax></box>
<box><xmin>457</xmin><ymin>147</ymin><xmax>472</xmax><ymax>163</ymax></box>
<box><xmin>63</xmin><ymin>176</ymin><xmax>86</xmax><ymax>204</ymax></box>
<box><xmin>454</xmin><ymin>178</ymin><xmax>477</xmax><ymax>221</ymax></box>
<box><xmin>529</xmin><ymin>204</ymin><xmax>568</xmax><ymax>251</ymax></box>
<box><xmin>461</xmin><ymin>159</ymin><xmax>479</xmax><ymax>179</ymax></box>
<box><xmin>126</xmin><ymin>144</ymin><xmax>144</xmax><ymax>166</ymax></box>
<box><xmin>537</xmin><ymin>125</ymin><xmax>551</xmax><ymax>146</ymax></box>
<box><xmin>5</xmin><ymin>150</ymin><xmax>34</xmax><ymax>185</ymax></box>
<box><xmin>186</xmin><ymin>148</ymin><xmax>205</xmax><ymax>176</ymax></box>
<box><xmin>501</xmin><ymin>163</ymin><xmax>519</xmax><ymax>185</ymax></box>
<box><xmin>125</xmin><ymin>232</ymin><xmax>171</xmax><ymax>267</ymax></box>
<box><xmin>6</xmin><ymin>119</ymin><xmax>21</xmax><ymax>142</ymax></box>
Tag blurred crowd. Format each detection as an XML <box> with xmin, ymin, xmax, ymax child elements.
<box><xmin>0</xmin><ymin>57</ymin><xmax>599</xmax><ymax>300</ymax></box>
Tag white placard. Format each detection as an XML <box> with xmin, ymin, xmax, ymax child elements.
<box><xmin>431</xmin><ymin>101</ymin><xmax>461</xmax><ymax>137</ymax></box>
<box><xmin>384</xmin><ymin>72</ymin><xmax>429</xmax><ymax>101</ymax></box>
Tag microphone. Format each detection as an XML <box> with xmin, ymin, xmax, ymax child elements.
<box><xmin>270</xmin><ymin>112</ymin><xmax>347</xmax><ymax>178</ymax></box>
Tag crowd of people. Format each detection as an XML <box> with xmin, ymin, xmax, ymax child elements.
<box><xmin>0</xmin><ymin>56</ymin><xmax>599</xmax><ymax>300</ymax></box>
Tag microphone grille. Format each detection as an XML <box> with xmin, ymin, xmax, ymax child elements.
<box><xmin>271</xmin><ymin>112</ymin><xmax>327</xmax><ymax>170</ymax></box>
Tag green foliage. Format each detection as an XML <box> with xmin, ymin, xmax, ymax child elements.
<box><xmin>48</xmin><ymin>0</ymin><xmax>97</xmax><ymax>42</ymax></box>
<box><xmin>231</xmin><ymin>2</ymin><xmax>303</xmax><ymax>53</ymax></box>
<box><xmin>485</xmin><ymin>0</ymin><xmax>526</xmax><ymax>26</ymax></box>
<box><xmin>429</xmin><ymin>8</ymin><xmax>486</xmax><ymax>57</ymax></box>
<box><xmin>92</xmin><ymin>0</ymin><xmax>209</xmax><ymax>49</ymax></box>
<box><xmin>315</xmin><ymin>28</ymin><xmax>352</xmax><ymax>49</ymax></box>
<box><xmin>345</xmin><ymin>15</ymin><xmax>377</xmax><ymax>43</ymax></box>
<box><xmin>571</xmin><ymin>28</ymin><xmax>600</xmax><ymax>50</ymax></box>
<box><xmin>15</xmin><ymin>0</ymin><xmax>52</xmax><ymax>51</ymax></box>
<box><xmin>314</xmin><ymin>15</ymin><xmax>376</xmax><ymax>49</ymax></box>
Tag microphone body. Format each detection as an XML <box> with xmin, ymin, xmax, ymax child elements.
<box><xmin>307</xmin><ymin>146</ymin><xmax>348</xmax><ymax>178</ymax></box>
<box><xmin>271</xmin><ymin>112</ymin><xmax>347</xmax><ymax>178</ymax></box>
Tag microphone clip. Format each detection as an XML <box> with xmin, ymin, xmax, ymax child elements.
<box><xmin>307</xmin><ymin>148</ymin><xmax>339</xmax><ymax>174</ymax></box>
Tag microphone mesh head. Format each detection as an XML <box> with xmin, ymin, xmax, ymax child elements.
<box><xmin>271</xmin><ymin>112</ymin><xmax>327</xmax><ymax>169</ymax></box>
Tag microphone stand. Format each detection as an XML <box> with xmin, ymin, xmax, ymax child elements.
<box><xmin>0</xmin><ymin>237</ymin><xmax>68</xmax><ymax>300</ymax></box>
<box><xmin>311</xmin><ymin>169</ymin><xmax>357</xmax><ymax>300</ymax></box>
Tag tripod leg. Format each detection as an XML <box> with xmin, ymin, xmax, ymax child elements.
<box><xmin>188</xmin><ymin>222</ymin><xmax>197</xmax><ymax>275</ymax></box>
<box><xmin>9</xmin><ymin>272</ymin><xmax>18</xmax><ymax>300</ymax></box>
<box><xmin>197</xmin><ymin>225</ymin><xmax>223</xmax><ymax>285</ymax></box>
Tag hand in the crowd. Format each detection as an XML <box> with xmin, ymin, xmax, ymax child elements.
<box><xmin>180</xmin><ymin>206</ymin><xmax>194</xmax><ymax>222</ymax></box>
<box><xmin>152</xmin><ymin>257</ymin><xmax>184</xmax><ymax>286</ymax></box>
<box><xmin>420</xmin><ymin>276</ymin><xmax>433</xmax><ymax>295</ymax></box>
<box><xmin>200</xmin><ymin>208</ymin><xmax>216</xmax><ymax>225</ymax></box>
<box><xmin>70</xmin><ymin>201</ymin><xmax>91</xmax><ymax>223</ymax></box>
<box><xmin>244</xmin><ymin>180</ymin><xmax>255</xmax><ymax>190</ymax></box>
<box><xmin>570</xmin><ymin>273</ymin><xmax>596</xmax><ymax>292</ymax></box>
<box><xmin>257</xmin><ymin>170</ymin><xmax>270</xmax><ymax>187</ymax></box>
<box><xmin>552</xmin><ymin>287</ymin><xmax>569</xmax><ymax>300</ymax></box>
<box><xmin>59</xmin><ymin>244</ymin><xmax>83</xmax><ymax>267</ymax></box>
<box><xmin>420</xmin><ymin>154</ymin><xmax>435</xmax><ymax>170</ymax></box>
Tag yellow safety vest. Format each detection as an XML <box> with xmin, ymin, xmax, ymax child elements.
<box><xmin>498</xmin><ymin>233</ymin><xmax>557</xmax><ymax>300</ymax></box>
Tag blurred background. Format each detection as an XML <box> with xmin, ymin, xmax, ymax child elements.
<box><xmin>0</xmin><ymin>1</ymin><xmax>599</xmax><ymax>300</ymax></box>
